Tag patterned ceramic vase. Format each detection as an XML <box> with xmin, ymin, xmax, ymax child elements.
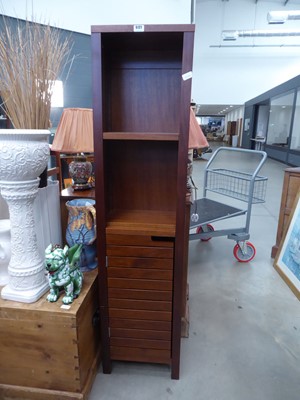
<box><xmin>69</xmin><ymin>156</ymin><xmax>93</xmax><ymax>189</ymax></box>
<box><xmin>66</xmin><ymin>198</ymin><xmax>97</xmax><ymax>271</ymax></box>
<box><xmin>0</xmin><ymin>219</ymin><xmax>11</xmax><ymax>286</ymax></box>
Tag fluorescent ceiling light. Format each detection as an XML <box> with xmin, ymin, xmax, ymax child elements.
<box><xmin>268</xmin><ymin>10</ymin><xmax>300</xmax><ymax>24</ymax></box>
<box><xmin>222</xmin><ymin>31</ymin><xmax>239</xmax><ymax>41</ymax></box>
<box><xmin>222</xmin><ymin>29</ymin><xmax>300</xmax><ymax>41</ymax></box>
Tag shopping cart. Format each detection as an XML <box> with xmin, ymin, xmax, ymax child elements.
<box><xmin>189</xmin><ymin>147</ymin><xmax>268</xmax><ymax>262</ymax></box>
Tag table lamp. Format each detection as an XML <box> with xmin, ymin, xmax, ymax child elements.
<box><xmin>51</xmin><ymin>108</ymin><xmax>94</xmax><ymax>190</ymax></box>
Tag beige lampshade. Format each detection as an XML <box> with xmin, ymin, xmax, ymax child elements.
<box><xmin>188</xmin><ymin>107</ymin><xmax>209</xmax><ymax>150</ymax></box>
<box><xmin>51</xmin><ymin>108</ymin><xmax>94</xmax><ymax>153</ymax></box>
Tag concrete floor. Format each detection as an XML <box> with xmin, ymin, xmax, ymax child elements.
<box><xmin>89</xmin><ymin>145</ymin><xmax>300</xmax><ymax>400</ymax></box>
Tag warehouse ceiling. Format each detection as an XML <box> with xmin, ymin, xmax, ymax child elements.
<box><xmin>195</xmin><ymin>104</ymin><xmax>243</xmax><ymax>117</ymax></box>
<box><xmin>195</xmin><ymin>0</ymin><xmax>300</xmax><ymax>116</ymax></box>
<box><xmin>217</xmin><ymin>0</ymin><xmax>300</xmax><ymax>4</ymax></box>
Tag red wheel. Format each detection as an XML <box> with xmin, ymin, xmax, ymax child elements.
<box><xmin>196</xmin><ymin>224</ymin><xmax>214</xmax><ymax>241</ymax></box>
<box><xmin>233</xmin><ymin>242</ymin><xmax>256</xmax><ymax>262</ymax></box>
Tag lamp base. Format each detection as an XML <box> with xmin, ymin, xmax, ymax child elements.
<box><xmin>69</xmin><ymin>157</ymin><xmax>93</xmax><ymax>190</ymax></box>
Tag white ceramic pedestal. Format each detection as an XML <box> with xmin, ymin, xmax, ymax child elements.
<box><xmin>0</xmin><ymin>129</ymin><xmax>50</xmax><ymax>303</ymax></box>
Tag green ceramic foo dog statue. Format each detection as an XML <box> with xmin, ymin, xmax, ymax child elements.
<box><xmin>45</xmin><ymin>243</ymin><xmax>83</xmax><ymax>304</ymax></box>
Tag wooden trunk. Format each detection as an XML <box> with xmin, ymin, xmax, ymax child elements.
<box><xmin>0</xmin><ymin>270</ymin><xmax>100</xmax><ymax>400</ymax></box>
<box><xmin>271</xmin><ymin>167</ymin><xmax>300</xmax><ymax>258</ymax></box>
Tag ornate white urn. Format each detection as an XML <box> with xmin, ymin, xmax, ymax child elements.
<box><xmin>0</xmin><ymin>129</ymin><xmax>50</xmax><ymax>303</ymax></box>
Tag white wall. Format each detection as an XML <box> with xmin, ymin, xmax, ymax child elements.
<box><xmin>224</xmin><ymin>106</ymin><xmax>244</xmax><ymax>139</ymax></box>
<box><xmin>192</xmin><ymin>0</ymin><xmax>300</xmax><ymax>105</ymax></box>
<box><xmin>0</xmin><ymin>0</ymin><xmax>191</xmax><ymax>33</ymax></box>
<box><xmin>226</xmin><ymin>107</ymin><xmax>244</xmax><ymax>123</ymax></box>
<box><xmin>2</xmin><ymin>0</ymin><xmax>300</xmax><ymax>109</ymax></box>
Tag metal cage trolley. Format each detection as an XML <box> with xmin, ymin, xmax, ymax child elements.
<box><xmin>190</xmin><ymin>147</ymin><xmax>268</xmax><ymax>262</ymax></box>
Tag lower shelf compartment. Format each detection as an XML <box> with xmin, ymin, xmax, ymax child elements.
<box><xmin>104</xmin><ymin>232</ymin><xmax>175</xmax><ymax>367</ymax></box>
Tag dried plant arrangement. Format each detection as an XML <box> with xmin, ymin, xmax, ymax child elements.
<box><xmin>0</xmin><ymin>17</ymin><xmax>71</xmax><ymax>129</ymax></box>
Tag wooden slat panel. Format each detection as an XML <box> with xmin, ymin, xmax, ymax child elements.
<box><xmin>109</xmin><ymin>308</ymin><xmax>172</xmax><ymax>321</ymax></box>
<box><xmin>108</xmin><ymin>288</ymin><xmax>172</xmax><ymax>301</ymax></box>
<box><xmin>110</xmin><ymin>327</ymin><xmax>170</xmax><ymax>341</ymax></box>
<box><xmin>110</xmin><ymin>346</ymin><xmax>171</xmax><ymax>364</ymax></box>
<box><xmin>107</xmin><ymin>245</ymin><xmax>173</xmax><ymax>258</ymax></box>
<box><xmin>106</xmin><ymin>234</ymin><xmax>174</xmax><ymax>247</ymax></box>
<box><xmin>108</xmin><ymin>267</ymin><xmax>172</xmax><ymax>280</ymax></box>
<box><xmin>106</xmin><ymin>224</ymin><xmax>175</xmax><ymax>237</ymax></box>
<box><xmin>110</xmin><ymin>337</ymin><xmax>170</xmax><ymax>350</ymax></box>
<box><xmin>108</xmin><ymin>277</ymin><xmax>172</xmax><ymax>291</ymax></box>
<box><xmin>109</xmin><ymin>298</ymin><xmax>172</xmax><ymax>311</ymax></box>
<box><xmin>109</xmin><ymin>318</ymin><xmax>171</xmax><ymax>331</ymax></box>
<box><xmin>108</xmin><ymin>256</ymin><xmax>173</xmax><ymax>269</ymax></box>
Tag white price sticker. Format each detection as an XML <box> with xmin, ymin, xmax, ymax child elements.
<box><xmin>134</xmin><ymin>24</ymin><xmax>144</xmax><ymax>32</ymax></box>
<box><xmin>61</xmin><ymin>304</ymin><xmax>71</xmax><ymax>310</ymax></box>
<box><xmin>182</xmin><ymin>71</ymin><xmax>193</xmax><ymax>81</ymax></box>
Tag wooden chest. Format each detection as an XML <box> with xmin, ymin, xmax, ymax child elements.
<box><xmin>271</xmin><ymin>167</ymin><xmax>300</xmax><ymax>258</ymax></box>
<box><xmin>0</xmin><ymin>269</ymin><xmax>100</xmax><ymax>400</ymax></box>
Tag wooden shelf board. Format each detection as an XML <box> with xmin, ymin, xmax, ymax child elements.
<box><xmin>103</xmin><ymin>132</ymin><xmax>179</xmax><ymax>141</ymax></box>
<box><xmin>106</xmin><ymin>209</ymin><xmax>176</xmax><ymax>236</ymax></box>
<box><xmin>61</xmin><ymin>187</ymin><xmax>95</xmax><ymax>199</ymax></box>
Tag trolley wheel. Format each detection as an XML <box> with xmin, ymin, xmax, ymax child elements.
<box><xmin>196</xmin><ymin>224</ymin><xmax>214</xmax><ymax>241</ymax></box>
<box><xmin>233</xmin><ymin>241</ymin><xmax>256</xmax><ymax>262</ymax></box>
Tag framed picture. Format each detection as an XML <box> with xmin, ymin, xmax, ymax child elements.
<box><xmin>274</xmin><ymin>191</ymin><xmax>300</xmax><ymax>300</ymax></box>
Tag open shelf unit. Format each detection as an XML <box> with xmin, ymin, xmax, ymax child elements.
<box><xmin>91</xmin><ymin>24</ymin><xmax>194</xmax><ymax>379</ymax></box>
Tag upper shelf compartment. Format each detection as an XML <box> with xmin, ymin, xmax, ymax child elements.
<box><xmin>95</xmin><ymin>27</ymin><xmax>188</xmax><ymax>135</ymax></box>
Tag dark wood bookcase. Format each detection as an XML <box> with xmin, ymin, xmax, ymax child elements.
<box><xmin>91</xmin><ymin>24</ymin><xmax>194</xmax><ymax>379</ymax></box>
